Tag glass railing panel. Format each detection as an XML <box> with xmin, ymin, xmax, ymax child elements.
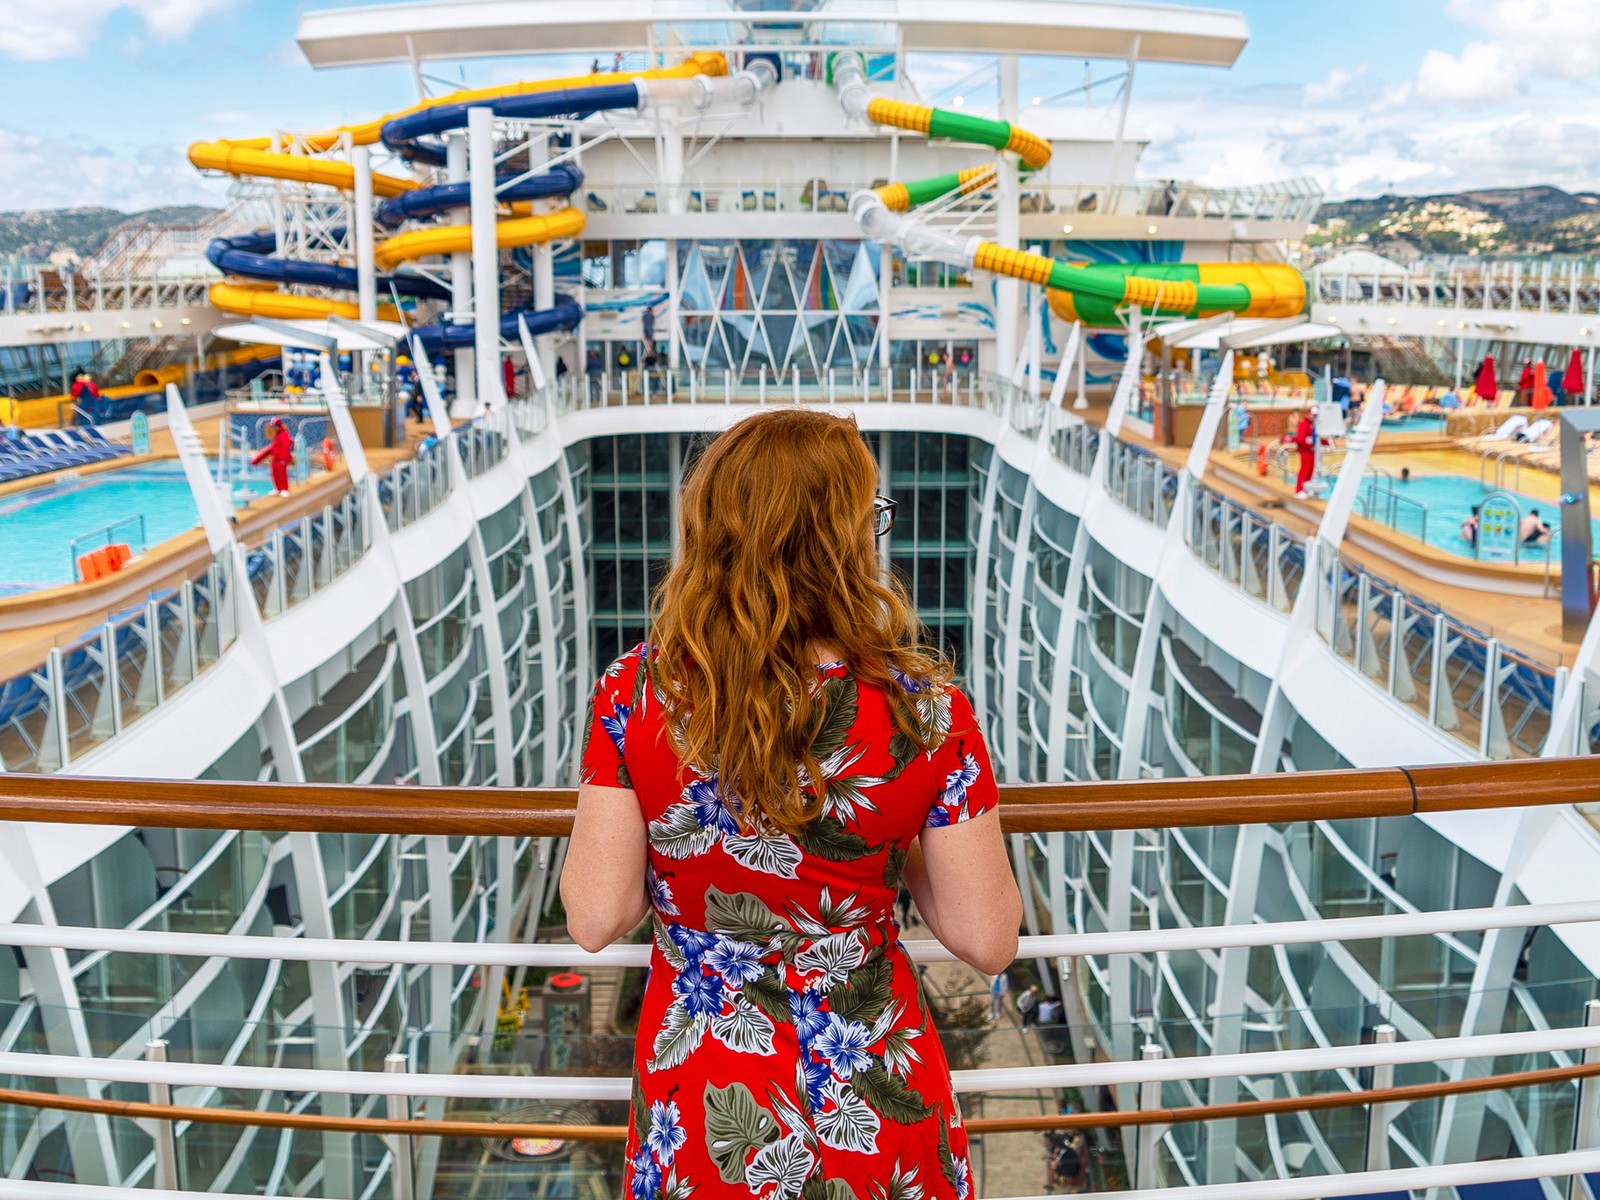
<box><xmin>301</xmin><ymin>675</ymin><xmax>394</xmax><ymax>786</ymax></box>
<box><xmin>1356</xmin><ymin>574</ymin><xmax>1399</xmax><ymax>688</ymax></box>
<box><xmin>56</xmin><ymin>630</ymin><xmax>115</xmax><ymax>762</ymax></box>
<box><xmin>1492</xmin><ymin>644</ymin><xmax>1557</xmax><ymax>760</ymax></box>
<box><xmin>1440</xmin><ymin>620</ymin><xmax>1492</xmax><ymax>748</ymax></box>
<box><xmin>1240</xmin><ymin>513</ymin><xmax>1272</xmax><ymax>603</ymax></box>
<box><xmin>243</xmin><ymin>539</ymin><xmax>277</xmax><ymax>617</ymax></box>
<box><xmin>1395</xmin><ymin>597</ymin><xmax>1438</xmax><ymax>723</ymax></box>
<box><xmin>0</xmin><ymin>661</ymin><xmax>54</xmax><ymax>772</ymax></box>
<box><xmin>1326</xmin><ymin>557</ymin><xmax>1362</xmax><ymax>668</ymax></box>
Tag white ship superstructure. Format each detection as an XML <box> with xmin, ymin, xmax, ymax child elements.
<box><xmin>3</xmin><ymin>3</ymin><xmax>1600</xmax><ymax>1197</ymax></box>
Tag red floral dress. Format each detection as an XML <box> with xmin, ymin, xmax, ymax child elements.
<box><xmin>581</xmin><ymin>645</ymin><xmax>999</xmax><ymax>1200</ymax></box>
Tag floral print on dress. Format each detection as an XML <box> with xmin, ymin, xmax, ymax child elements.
<box><xmin>583</xmin><ymin>645</ymin><xmax>999</xmax><ymax>1199</ymax></box>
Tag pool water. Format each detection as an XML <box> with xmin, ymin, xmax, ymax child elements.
<box><xmin>1358</xmin><ymin>472</ymin><xmax>1591</xmax><ymax>560</ymax></box>
<box><xmin>0</xmin><ymin>462</ymin><xmax>273</xmax><ymax>592</ymax></box>
<box><xmin>1379</xmin><ymin>414</ymin><xmax>1447</xmax><ymax>433</ymax></box>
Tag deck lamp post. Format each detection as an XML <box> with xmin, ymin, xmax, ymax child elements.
<box><xmin>1557</xmin><ymin>411</ymin><xmax>1600</xmax><ymax>638</ymax></box>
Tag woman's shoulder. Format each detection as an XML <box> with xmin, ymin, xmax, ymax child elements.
<box><xmin>594</xmin><ymin>642</ymin><xmax>653</xmax><ymax>696</ymax></box>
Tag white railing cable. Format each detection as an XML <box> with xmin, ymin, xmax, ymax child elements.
<box><xmin>3</xmin><ymin>895</ymin><xmax>1599</xmax><ymax>968</ymax></box>
<box><xmin>4</xmin><ymin>1022</ymin><xmax>1600</xmax><ymax>1105</ymax></box>
<box><xmin>0</xmin><ymin>1150</ymin><xmax>1596</xmax><ymax>1200</ymax></box>
<box><xmin>1016</xmin><ymin>1148</ymin><xmax>1600</xmax><ymax>1200</ymax></box>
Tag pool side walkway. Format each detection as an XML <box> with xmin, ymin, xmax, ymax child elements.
<box><xmin>1069</xmin><ymin>397</ymin><xmax>1587</xmax><ymax>670</ymax></box>
<box><xmin>0</xmin><ymin>416</ymin><xmax>435</xmax><ymax>681</ymax></box>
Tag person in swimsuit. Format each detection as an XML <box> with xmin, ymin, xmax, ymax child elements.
<box><xmin>562</xmin><ymin>407</ymin><xmax>1020</xmax><ymax>1199</ymax></box>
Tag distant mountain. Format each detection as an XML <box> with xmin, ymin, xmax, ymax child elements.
<box><xmin>0</xmin><ymin>205</ymin><xmax>218</xmax><ymax>266</ymax></box>
<box><xmin>1306</xmin><ymin>186</ymin><xmax>1600</xmax><ymax>259</ymax></box>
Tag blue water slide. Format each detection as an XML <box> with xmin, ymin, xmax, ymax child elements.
<box><xmin>381</xmin><ymin>82</ymin><xmax>643</xmax><ymax>165</ymax></box>
<box><xmin>376</xmin><ymin>163</ymin><xmax>585</xmax><ymax>226</ymax></box>
<box><xmin>409</xmin><ymin>294</ymin><xmax>584</xmax><ymax>351</ymax></box>
<box><xmin>206</xmin><ymin>231</ymin><xmax>452</xmax><ymax>300</ymax></box>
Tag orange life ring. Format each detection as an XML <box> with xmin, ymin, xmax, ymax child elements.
<box><xmin>1256</xmin><ymin>441</ymin><xmax>1269</xmax><ymax>477</ymax></box>
<box><xmin>321</xmin><ymin>437</ymin><xmax>337</xmax><ymax>471</ymax></box>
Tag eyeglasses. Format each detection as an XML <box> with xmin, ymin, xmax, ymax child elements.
<box><xmin>873</xmin><ymin>495</ymin><xmax>898</xmax><ymax>537</ymax></box>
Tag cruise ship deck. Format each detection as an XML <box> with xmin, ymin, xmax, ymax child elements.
<box><xmin>5</xmin><ymin>2</ymin><xmax>1600</xmax><ymax>1198</ymax></box>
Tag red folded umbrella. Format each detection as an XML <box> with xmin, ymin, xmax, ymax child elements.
<box><xmin>1518</xmin><ymin>359</ymin><xmax>1535</xmax><ymax>390</ymax></box>
<box><xmin>1532</xmin><ymin>359</ymin><xmax>1552</xmax><ymax>409</ymax></box>
<box><xmin>1567</xmin><ymin>347</ymin><xmax>1585</xmax><ymax>400</ymax></box>
<box><xmin>1474</xmin><ymin>355</ymin><xmax>1498</xmax><ymax>403</ymax></box>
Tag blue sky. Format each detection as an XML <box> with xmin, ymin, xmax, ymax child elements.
<box><xmin>0</xmin><ymin>0</ymin><xmax>1593</xmax><ymax>211</ymax></box>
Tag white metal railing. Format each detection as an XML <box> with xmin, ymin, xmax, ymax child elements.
<box><xmin>577</xmin><ymin>177</ymin><xmax>1320</xmax><ymax>225</ymax></box>
<box><xmin>0</xmin><ymin>266</ymin><xmax>215</xmax><ymax>318</ymax></box>
<box><xmin>241</xmin><ymin>489</ymin><xmax>371</xmax><ymax>619</ymax></box>
<box><xmin>1104</xmin><ymin>434</ymin><xmax>1180</xmax><ymax>526</ymax></box>
<box><xmin>1314</xmin><ymin>546</ymin><xmax>1560</xmax><ymax>759</ymax></box>
<box><xmin>378</xmin><ymin>448</ymin><xmax>451</xmax><ymax>531</ymax></box>
<box><xmin>1</xmin><ymin>897</ymin><xmax>1600</xmax><ymax>1198</ymax></box>
<box><xmin>551</xmin><ymin>365</ymin><xmax>1001</xmax><ymax>411</ymax></box>
<box><xmin>1313</xmin><ymin>257</ymin><xmax>1600</xmax><ymax>317</ymax></box>
<box><xmin>0</xmin><ymin>549</ymin><xmax>237</xmax><ymax>773</ymax></box>
<box><xmin>1187</xmin><ymin>484</ymin><xmax>1305</xmax><ymax>612</ymax></box>
<box><xmin>9</xmin><ymin>894</ymin><xmax>1600</xmax><ymax>967</ymax></box>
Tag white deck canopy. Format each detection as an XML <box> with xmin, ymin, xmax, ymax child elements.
<box><xmin>296</xmin><ymin>0</ymin><xmax>1248</xmax><ymax>68</ymax></box>
<box><xmin>212</xmin><ymin>317</ymin><xmax>408</xmax><ymax>352</ymax></box>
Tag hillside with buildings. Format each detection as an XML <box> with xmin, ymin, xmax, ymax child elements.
<box><xmin>1306</xmin><ymin>186</ymin><xmax>1600</xmax><ymax>260</ymax></box>
<box><xmin>0</xmin><ymin>205</ymin><xmax>216</xmax><ymax>267</ymax></box>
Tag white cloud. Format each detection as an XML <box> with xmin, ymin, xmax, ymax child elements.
<box><xmin>0</xmin><ymin>0</ymin><xmax>238</xmax><ymax>61</ymax></box>
<box><xmin>1303</xmin><ymin>65</ymin><xmax>1368</xmax><ymax>105</ymax></box>
<box><xmin>1410</xmin><ymin>0</ymin><xmax>1600</xmax><ymax>102</ymax></box>
<box><xmin>1413</xmin><ymin>40</ymin><xmax>1516</xmax><ymax>103</ymax></box>
<box><xmin>1129</xmin><ymin>78</ymin><xmax>1600</xmax><ymax>201</ymax></box>
<box><xmin>0</xmin><ymin>127</ymin><xmax>228</xmax><ymax>211</ymax></box>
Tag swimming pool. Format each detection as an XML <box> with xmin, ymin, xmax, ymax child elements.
<box><xmin>0</xmin><ymin>462</ymin><xmax>273</xmax><ymax>593</ymax></box>
<box><xmin>1355</xmin><ymin>472</ymin><xmax>1590</xmax><ymax>561</ymax></box>
<box><xmin>1379</xmin><ymin>414</ymin><xmax>1447</xmax><ymax>433</ymax></box>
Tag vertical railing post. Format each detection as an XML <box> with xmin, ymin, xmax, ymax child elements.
<box><xmin>97</xmin><ymin>624</ymin><xmax>120</xmax><ymax>739</ymax></box>
<box><xmin>1364</xmin><ymin>1024</ymin><xmax>1397</xmax><ymax>1173</ymax></box>
<box><xmin>1430</xmin><ymin>613</ymin><xmax>1453</xmax><ymax>730</ymax></box>
<box><xmin>145</xmin><ymin>598</ymin><xmax>164</xmax><ymax>708</ymax></box>
<box><xmin>1387</xmin><ymin>591</ymin><xmax>1403</xmax><ymax>697</ymax></box>
<box><xmin>1268</xmin><ymin>526</ymin><xmax>1283</xmax><ymax>610</ymax></box>
<box><xmin>46</xmin><ymin>647</ymin><xmax>70</xmax><ymax>770</ymax></box>
<box><xmin>1135</xmin><ymin>1042</ymin><xmax>1165</xmax><ymax>1190</ymax></box>
<box><xmin>146</xmin><ymin>1039</ymin><xmax>180</xmax><ymax>1190</ymax></box>
<box><xmin>1481</xmin><ymin>639</ymin><xmax>1505</xmax><ymax>759</ymax></box>
<box><xmin>271</xmin><ymin>531</ymin><xmax>287</xmax><ymax>616</ymax></box>
<box><xmin>1568</xmin><ymin>1001</ymin><xmax>1600</xmax><ymax>1200</ymax></box>
<box><xmin>384</xmin><ymin>1052</ymin><xmax>415</xmax><ymax>1200</ymax></box>
<box><xmin>1354</xmin><ymin>573</ymin><xmax>1371</xmax><ymax>673</ymax></box>
<box><xmin>759</xmin><ymin>364</ymin><xmax>767</xmax><ymax>403</ymax></box>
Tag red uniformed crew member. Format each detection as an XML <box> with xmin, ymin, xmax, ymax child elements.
<box><xmin>251</xmin><ymin>418</ymin><xmax>294</xmax><ymax>496</ymax></box>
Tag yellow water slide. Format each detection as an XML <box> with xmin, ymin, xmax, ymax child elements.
<box><xmin>373</xmin><ymin>207</ymin><xmax>587</xmax><ymax>270</ymax></box>
<box><xmin>191</xmin><ymin>53</ymin><xmax>727</xmax><ymax>320</ymax></box>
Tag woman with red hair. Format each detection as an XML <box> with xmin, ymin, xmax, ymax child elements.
<box><xmin>562</xmin><ymin>409</ymin><xmax>1020</xmax><ymax>1198</ymax></box>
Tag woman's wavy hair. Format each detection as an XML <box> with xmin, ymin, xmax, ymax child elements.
<box><xmin>648</xmin><ymin>408</ymin><xmax>953</xmax><ymax>835</ymax></box>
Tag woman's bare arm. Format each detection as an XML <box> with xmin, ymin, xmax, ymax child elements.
<box><xmin>910</xmin><ymin>808</ymin><xmax>1021</xmax><ymax>975</ymax></box>
<box><xmin>559</xmin><ymin>783</ymin><xmax>651</xmax><ymax>952</ymax></box>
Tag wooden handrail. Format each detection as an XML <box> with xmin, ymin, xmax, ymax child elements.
<box><xmin>1</xmin><ymin>757</ymin><xmax>1596</xmax><ymax>835</ymax></box>
<box><xmin>1</xmin><ymin>1056</ymin><xmax>1596</xmax><ymax>1144</ymax></box>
